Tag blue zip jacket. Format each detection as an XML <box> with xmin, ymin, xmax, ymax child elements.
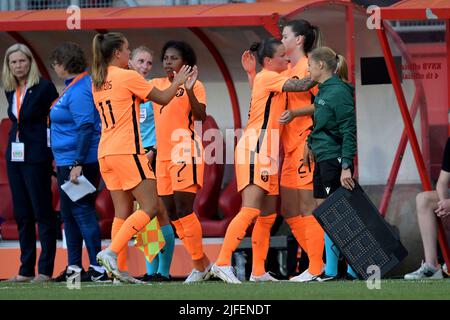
<box><xmin>50</xmin><ymin>75</ymin><xmax>100</xmax><ymax>166</ymax></box>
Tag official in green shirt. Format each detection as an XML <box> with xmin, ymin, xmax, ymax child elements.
<box><xmin>305</xmin><ymin>46</ymin><xmax>358</xmax><ymax>281</ymax></box>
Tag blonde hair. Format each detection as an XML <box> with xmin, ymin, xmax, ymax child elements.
<box><xmin>131</xmin><ymin>46</ymin><xmax>154</xmax><ymax>60</ymax></box>
<box><xmin>2</xmin><ymin>43</ymin><xmax>40</xmax><ymax>92</ymax></box>
<box><xmin>309</xmin><ymin>46</ymin><xmax>348</xmax><ymax>82</ymax></box>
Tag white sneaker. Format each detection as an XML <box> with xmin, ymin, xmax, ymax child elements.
<box><xmin>250</xmin><ymin>272</ymin><xmax>278</xmax><ymax>282</ymax></box>
<box><xmin>118</xmin><ymin>273</ymin><xmax>145</xmax><ymax>284</ymax></box>
<box><xmin>112</xmin><ymin>271</ymin><xmax>128</xmax><ymax>285</ymax></box>
<box><xmin>96</xmin><ymin>249</ymin><xmax>123</xmax><ymax>281</ymax></box>
<box><xmin>67</xmin><ymin>265</ymin><xmax>82</xmax><ymax>274</ymax></box>
<box><xmin>66</xmin><ymin>265</ymin><xmax>82</xmax><ymax>282</ymax></box>
<box><xmin>210</xmin><ymin>264</ymin><xmax>241</xmax><ymax>284</ymax></box>
<box><xmin>184</xmin><ymin>263</ymin><xmax>213</xmax><ymax>283</ymax></box>
<box><xmin>111</xmin><ymin>272</ymin><xmax>144</xmax><ymax>284</ymax></box>
<box><xmin>290</xmin><ymin>269</ymin><xmax>322</xmax><ymax>282</ymax></box>
<box><xmin>404</xmin><ymin>261</ymin><xmax>443</xmax><ymax>280</ymax></box>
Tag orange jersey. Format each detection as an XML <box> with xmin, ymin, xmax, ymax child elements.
<box><xmin>92</xmin><ymin>66</ymin><xmax>154</xmax><ymax>158</ymax></box>
<box><xmin>282</xmin><ymin>57</ymin><xmax>318</xmax><ymax>153</ymax></box>
<box><xmin>237</xmin><ymin>68</ymin><xmax>288</xmax><ymax>158</ymax></box>
<box><xmin>151</xmin><ymin>77</ymin><xmax>206</xmax><ymax>161</ymax></box>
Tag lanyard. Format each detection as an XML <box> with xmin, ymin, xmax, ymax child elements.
<box><xmin>15</xmin><ymin>83</ymin><xmax>27</xmax><ymax>141</ymax></box>
<box><xmin>15</xmin><ymin>84</ymin><xmax>26</xmax><ymax>125</ymax></box>
<box><xmin>48</xmin><ymin>71</ymin><xmax>88</xmax><ymax>127</ymax></box>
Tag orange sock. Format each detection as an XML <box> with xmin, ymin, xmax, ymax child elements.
<box><xmin>251</xmin><ymin>213</ymin><xmax>276</xmax><ymax>276</ymax></box>
<box><xmin>303</xmin><ymin>215</ymin><xmax>325</xmax><ymax>275</ymax></box>
<box><xmin>286</xmin><ymin>215</ymin><xmax>308</xmax><ymax>253</ymax></box>
<box><xmin>172</xmin><ymin>219</ymin><xmax>186</xmax><ymax>243</ymax></box>
<box><xmin>179</xmin><ymin>213</ymin><xmax>205</xmax><ymax>261</ymax></box>
<box><xmin>172</xmin><ymin>219</ymin><xmax>193</xmax><ymax>266</ymax></box>
<box><xmin>110</xmin><ymin>210</ymin><xmax>150</xmax><ymax>254</ymax></box>
<box><xmin>216</xmin><ymin>207</ymin><xmax>260</xmax><ymax>266</ymax></box>
<box><xmin>173</xmin><ymin>218</ymin><xmax>208</xmax><ymax>271</ymax></box>
<box><xmin>111</xmin><ymin>217</ymin><xmax>128</xmax><ymax>271</ymax></box>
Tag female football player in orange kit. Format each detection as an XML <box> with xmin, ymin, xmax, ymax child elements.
<box><xmin>151</xmin><ymin>41</ymin><xmax>211</xmax><ymax>283</ymax></box>
<box><xmin>91</xmin><ymin>32</ymin><xmax>194</xmax><ymax>283</ymax></box>
<box><xmin>211</xmin><ymin>37</ymin><xmax>316</xmax><ymax>283</ymax></box>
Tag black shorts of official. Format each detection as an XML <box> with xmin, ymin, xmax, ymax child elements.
<box><xmin>313</xmin><ymin>158</ymin><xmax>345</xmax><ymax>199</ymax></box>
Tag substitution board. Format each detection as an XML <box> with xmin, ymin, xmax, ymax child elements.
<box><xmin>313</xmin><ymin>183</ymin><xmax>408</xmax><ymax>280</ymax></box>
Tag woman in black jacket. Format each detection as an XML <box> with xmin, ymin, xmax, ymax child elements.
<box><xmin>2</xmin><ymin>43</ymin><xmax>58</xmax><ymax>282</ymax></box>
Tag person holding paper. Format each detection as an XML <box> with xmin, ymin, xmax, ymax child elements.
<box><xmin>2</xmin><ymin>44</ymin><xmax>58</xmax><ymax>283</ymax></box>
<box><xmin>49</xmin><ymin>42</ymin><xmax>108</xmax><ymax>282</ymax></box>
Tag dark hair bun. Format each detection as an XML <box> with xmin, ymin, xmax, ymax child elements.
<box><xmin>249</xmin><ymin>42</ymin><xmax>260</xmax><ymax>53</ymax></box>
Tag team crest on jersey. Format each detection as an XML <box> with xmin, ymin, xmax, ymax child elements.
<box><xmin>176</xmin><ymin>88</ymin><xmax>185</xmax><ymax>97</ymax></box>
<box><xmin>261</xmin><ymin>170</ymin><xmax>269</xmax><ymax>183</ymax></box>
<box><xmin>317</xmin><ymin>98</ymin><xmax>326</xmax><ymax>106</ymax></box>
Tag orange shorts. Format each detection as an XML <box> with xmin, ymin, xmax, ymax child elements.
<box><xmin>235</xmin><ymin>148</ymin><xmax>279</xmax><ymax>196</ymax></box>
<box><xmin>280</xmin><ymin>132</ymin><xmax>314</xmax><ymax>190</ymax></box>
<box><xmin>99</xmin><ymin>154</ymin><xmax>155</xmax><ymax>191</ymax></box>
<box><xmin>156</xmin><ymin>158</ymin><xmax>204</xmax><ymax>196</ymax></box>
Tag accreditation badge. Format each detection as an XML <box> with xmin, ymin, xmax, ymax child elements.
<box><xmin>11</xmin><ymin>142</ymin><xmax>25</xmax><ymax>162</ymax></box>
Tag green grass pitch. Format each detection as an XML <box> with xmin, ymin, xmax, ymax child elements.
<box><xmin>0</xmin><ymin>280</ymin><xmax>449</xmax><ymax>300</ymax></box>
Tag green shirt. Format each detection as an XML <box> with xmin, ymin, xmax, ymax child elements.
<box><xmin>307</xmin><ymin>75</ymin><xmax>357</xmax><ymax>167</ymax></box>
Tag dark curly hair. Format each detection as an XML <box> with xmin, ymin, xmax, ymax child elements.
<box><xmin>161</xmin><ymin>40</ymin><xmax>196</xmax><ymax>67</ymax></box>
<box><xmin>50</xmin><ymin>42</ymin><xmax>87</xmax><ymax>74</ymax></box>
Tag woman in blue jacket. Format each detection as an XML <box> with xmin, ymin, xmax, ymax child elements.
<box><xmin>49</xmin><ymin>42</ymin><xmax>107</xmax><ymax>282</ymax></box>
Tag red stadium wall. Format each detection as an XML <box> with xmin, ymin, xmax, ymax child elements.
<box><xmin>405</xmin><ymin>43</ymin><xmax>448</xmax><ymax>180</ymax></box>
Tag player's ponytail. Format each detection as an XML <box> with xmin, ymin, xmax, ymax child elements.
<box><xmin>92</xmin><ymin>32</ymin><xmax>126</xmax><ymax>90</ymax></box>
<box><xmin>310</xmin><ymin>25</ymin><xmax>324</xmax><ymax>52</ymax></box>
<box><xmin>336</xmin><ymin>54</ymin><xmax>349</xmax><ymax>82</ymax></box>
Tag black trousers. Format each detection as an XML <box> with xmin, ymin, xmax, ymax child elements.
<box><xmin>6</xmin><ymin>160</ymin><xmax>57</xmax><ymax>277</ymax></box>
<box><xmin>313</xmin><ymin>158</ymin><xmax>354</xmax><ymax>199</ymax></box>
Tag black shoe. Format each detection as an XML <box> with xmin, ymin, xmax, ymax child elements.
<box><xmin>137</xmin><ymin>273</ymin><xmax>156</xmax><ymax>282</ymax></box>
<box><xmin>138</xmin><ymin>273</ymin><xmax>171</xmax><ymax>282</ymax></box>
<box><xmin>81</xmin><ymin>267</ymin><xmax>110</xmax><ymax>282</ymax></box>
<box><xmin>152</xmin><ymin>273</ymin><xmax>171</xmax><ymax>282</ymax></box>
<box><xmin>53</xmin><ymin>265</ymin><xmax>84</xmax><ymax>282</ymax></box>
<box><xmin>53</xmin><ymin>267</ymin><xmax>69</xmax><ymax>282</ymax></box>
<box><xmin>345</xmin><ymin>273</ymin><xmax>359</xmax><ymax>280</ymax></box>
<box><xmin>318</xmin><ymin>273</ymin><xmax>338</xmax><ymax>282</ymax></box>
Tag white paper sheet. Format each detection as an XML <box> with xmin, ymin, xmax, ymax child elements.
<box><xmin>61</xmin><ymin>175</ymin><xmax>96</xmax><ymax>202</ymax></box>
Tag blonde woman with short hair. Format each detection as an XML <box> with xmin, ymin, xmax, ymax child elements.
<box><xmin>2</xmin><ymin>43</ymin><xmax>59</xmax><ymax>283</ymax></box>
